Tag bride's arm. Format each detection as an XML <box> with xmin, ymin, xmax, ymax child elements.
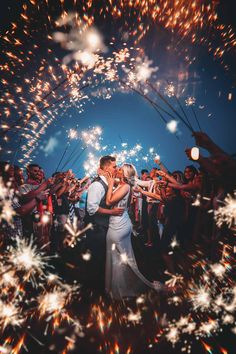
<box><xmin>106</xmin><ymin>179</ymin><xmax>130</xmax><ymax>207</ymax></box>
<box><xmin>140</xmin><ymin>189</ymin><xmax>162</xmax><ymax>201</ymax></box>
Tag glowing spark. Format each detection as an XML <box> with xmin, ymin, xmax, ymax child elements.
<box><xmin>166</xmin><ymin>326</ymin><xmax>179</xmax><ymax>345</ymax></box>
<box><xmin>134</xmin><ymin>56</ymin><xmax>158</xmax><ymax>83</ymax></box>
<box><xmin>120</xmin><ymin>252</ymin><xmax>128</xmax><ymax>264</ymax></box>
<box><xmin>210</xmin><ymin>263</ymin><xmax>226</xmax><ymax>278</ymax></box>
<box><xmin>165</xmin><ymin>83</ymin><xmax>175</xmax><ymax>97</ymax></box>
<box><xmin>170</xmin><ymin>236</ymin><xmax>180</xmax><ymax>249</ymax></box>
<box><xmin>8</xmin><ymin>237</ymin><xmax>49</xmax><ymax>278</ymax></box>
<box><xmin>81</xmin><ymin>251</ymin><xmax>91</xmax><ymax>261</ymax></box>
<box><xmin>201</xmin><ymin>340</ymin><xmax>213</xmax><ymax>353</ymax></box>
<box><xmin>64</xmin><ymin>218</ymin><xmax>93</xmax><ymax>247</ymax></box>
<box><xmin>190</xmin><ymin>286</ymin><xmax>211</xmax><ymax>311</ymax></box>
<box><xmin>192</xmin><ymin>194</ymin><xmax>201</xmax><ymax>206</ymax></box>
<box><xmin>127</xmin><ymin>309</ymin><xmax>142</xmax><ymax>324</ymax></box>
<box><xmin>0</xmin><ymin>301</ymin><xmax>23</xmax><ymax>329</ymax></box>
<box><xmin>41</xmin><ymin>213</ymin><xmax>50</xmax><ymax>224</ymax></box>
<box><xmin>185</xmin><ymin>96</ymin><xmax>196</xmax><ymax>106</ymax></box>
<box><xmin>0</xmin><ymin>200</ymin><xmax>15</xmax><ymax>224</ymax></box>
<box><xmin>68</xmin><ymin>129</ymin><xmax>78</xmax><ymax>140</ymax></box>
<box><xmin>214</xmin><ymin>191</ymin><xmax>236</xmax><ymax>228</ymax></box>
<box><xmin>39</xmin><ymin>289</ymin><xmax>67</xmax><ymax>315</ymax></box>
<box><xmin>166</xmin><ymin>120</ymin><xmax>178</xmax><ymax>133</ymax></box>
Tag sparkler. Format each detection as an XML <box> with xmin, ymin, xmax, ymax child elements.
<box><xmin>132</xmin><ymin>56</ymin><xmax>158</xmax><ymax>83</ymax></box>
<box><xmin>7</xmin><ymin>236</ymin><xmax>50</xmax><ymax>279</ymax></box>
<box><xmin>68</xmin><ymin>128</ymin><xmax>78</xmax><ymax>140</ymax></box>
<box><xmin>190</xmin><ymin>285</ymin><xmax>212</xmax><ymax>311</ymax></box>
<box><xmin>185</xmin><ymin>96</ymin><xmax>202</xmax><ymax>131</ymax></box>
<box><xmin>165</xmin><ymin>83</ymin><xmax>175</xmax><ymax>98</ymax></box>
<box><xmin>165</xmin><ymin>80</ymin><xmax>195</xmax><ymax>132</ymax></box>
<box><xmin>0</xmin><ymin>229</ymin><xmax>235</xmax><ymax>352</ymax></box>
<box><xmin>214</xmin><ymin>191</ymin><xmax>236</xmax><ymax>228</ymax></box>
<box><xmin>0</xmin><ymin>300</ymin><xmax>23</xmax><ymax>330</ymax></box>
<box><xmin>55</xmin><ymin>128</ymin><xmax>79</xmax><ymax>172</ymax></box>
<box><xmin>0</xmin><ymin>178</ymin><xmax>17</xmax><ymax>227</ymax></box>
<box><xmin>38</xmin><ymin>288</ymin><xmax>68</xmax><ymax>316</ymax></box>
<box><xmin>64</xmin><ymin>218</ymin><xmax>93</xmax><ymax>248</ymax></box>
<box><xmin>147</xmin><ymin>81</ymin><xmax>194</xmax><ymax>132</ymax></box>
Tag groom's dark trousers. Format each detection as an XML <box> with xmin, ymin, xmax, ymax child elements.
<box><xmin>83</xmin><ymin>224</ymin><xmax>108</xmax><ymax>293</ymax></box>
<box><xmin>83</xmin><ymin>177</ymin><xmax>110</xmax><ymax>293</ymax></box>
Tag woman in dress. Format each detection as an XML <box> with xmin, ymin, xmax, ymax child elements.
<box><xmin>101</xmin><ymin>163</ymin><xmax>163</xmax><ymax>300</ymax></box>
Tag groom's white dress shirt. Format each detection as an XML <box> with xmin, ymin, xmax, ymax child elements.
<box><xmin>86</xmin><ymin>176</ymin><xmax>108</xmax><ymax>216</ymax></box>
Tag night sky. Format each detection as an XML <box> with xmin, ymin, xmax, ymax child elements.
<box><xmin>1</xmin><ymin>0</ymin><xmax>236</xmax><ymax>177</ymax></box>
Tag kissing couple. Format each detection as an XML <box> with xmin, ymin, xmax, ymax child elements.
<box><xmin>84</xmin><ymin>155</ymin><xmax>163</xmax><ymax>300</ymax></box>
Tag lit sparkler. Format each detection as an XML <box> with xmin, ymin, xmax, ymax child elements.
<box><xmin>7</xmin><ymin>236</ymin><xmax>51</xmax><ymax>283</ymax></box>
<box><xmin>185</xmin><ymin>96</ymin><xmax>196</xmax><ymax>106</ymax></box>
<box><xmin>68</xmin><ymin>128</ymin><xmax>78</xmax><ymax>140</ymax></box>
<box><xmin>214</xmin><ymin>191</ymin><xmax>236</xmax><ymax>228</ymax></box>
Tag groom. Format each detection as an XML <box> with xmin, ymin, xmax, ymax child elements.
<box><xmin>84</xmin><ymin>155</ymin><xmax>124</xmax><ymax>293</ymax></box>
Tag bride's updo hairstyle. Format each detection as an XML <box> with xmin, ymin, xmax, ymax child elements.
<box><xmin>121</xmin><ymin>163</ymin><xmax>137</xmax><ymax>187</ymax></box>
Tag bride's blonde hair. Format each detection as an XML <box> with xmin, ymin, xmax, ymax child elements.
<box><xmin>121</xmin><ymin>163</ymin><xmax>137</xmax><ymax>186</ymax></box>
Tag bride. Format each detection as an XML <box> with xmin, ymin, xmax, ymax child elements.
<box><xmin>100</xmin><ymin>163</ymin><xmax>163</xmax><ymax>300</ymax></box>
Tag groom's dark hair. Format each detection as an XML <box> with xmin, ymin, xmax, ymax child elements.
<box><xmin>99</xmin><ymin>155</ymin><xmax>116</xmax><ymax>169</ymax></box>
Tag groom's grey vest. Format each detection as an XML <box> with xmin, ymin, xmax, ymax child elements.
<box><xmin>85</xmin><ymin>177</ymin><xmax>110</xmax><ymax>228</ymax></box>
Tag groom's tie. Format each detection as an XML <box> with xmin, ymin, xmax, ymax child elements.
<box><xmin>69</xmin><ymin>202</ymin><xmax>75</xmax><ymax>223</ymax></box>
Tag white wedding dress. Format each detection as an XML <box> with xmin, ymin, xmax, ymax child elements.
<box><xmin>105</xmin><ymin>185</ymin><xmax>162</xmax><ymax>299</ymax></box>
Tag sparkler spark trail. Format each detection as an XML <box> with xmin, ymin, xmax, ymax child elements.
<box><xmin>64</xmin><ymin>218</ymin><xmax>93</xmax><ymax>247</ymax></box>
<box><xmin>190</xmin><ymin>285</ymin><xmax>211</xmax><ymax>311</ymax></box>
<box><xmin>81</xmin><ymin>126</ymin><xmax>103</xmax><ymax>151</ymax></box>
<box><xmin>0</xmin><ymin>300</ymin><xmax>23</xmax><ymax>330</ymax></box>
<box><xmin>0</xmin><ymin>178</ymin><xmax>235</xmax><ymax>354</ymax></box>
<box><xmin>38</xmin><ymin>288</ymin><xmax>68</xmax><ymax>316</ymax></box>
<box><xmin>1</xmin><ymin>0</ymin><xmax>234</xmax><ymax>166</ymax></box>
<box><xmin>7</xmin><ymin>236</ymin><xmax>50</xmax><ymax>277</ymax></box>
<box><xmin>214</xmin><ymin>191</ymin><xmax>236</xmax><ymax>228</ymax></box>
<box><xmin>68</xmin><ymin>128</ymin><xmax>78</xmax><ymax>140</ymax></box>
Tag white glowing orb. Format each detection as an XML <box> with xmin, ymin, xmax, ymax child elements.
<box><xmin>191</xmin><ymin>147</ymin><xmax>200</xmax><ymax>160</ymax></box>
<box><xmin>166</xmin><ymin>120</ymin><xmax>178</xmax><ymax>133</ymax></box>
<box><xmin>86</xmin><ymin>29</ymin><xmax>103</xmax><ymax>51</ymax></box>
<box><xmin>41</xmin><ymin>214</ymin><xmax>50</xmax><ymax>224</ymax></box>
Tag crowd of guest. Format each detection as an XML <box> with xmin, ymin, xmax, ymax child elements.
<box><xmin>0</xmin><ymin>162</ymin><xmax>91</xmax><ymax>252</ymax></box>
<box><xmin>130</xmin><ymin>131</ymin><xmax>236</xmax><ymax>274</ymax></box>
<box><xmin>0</xmin><ymin>131</ymin><xmax>235</xmax><ymax>278</ymax></box>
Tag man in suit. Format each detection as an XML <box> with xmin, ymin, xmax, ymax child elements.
<box><xmin>84</xmin><ymin>155</ymin><xmax>124</xmax><ymax>293</ymax></box>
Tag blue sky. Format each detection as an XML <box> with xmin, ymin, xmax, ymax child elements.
<box><xmin>35</xmin><ymin>81</ymin><xmax>236</xmax><ymax>177</ymax></box>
